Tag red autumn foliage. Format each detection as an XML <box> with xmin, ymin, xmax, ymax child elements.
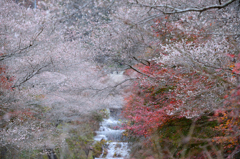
<box><xmin>0</xmin><ymin>65</ymin><xmax>13</xmax><ymax>90</ymax></box>
<box><xmin>152</xmin><ymin>16</ymin><xmax>211</xmax><ymax>45</ymax></box>
<box><xmin>122</xmin><ymin>62</ymin><xmax>223</xmax><ymax>137</ymax></box>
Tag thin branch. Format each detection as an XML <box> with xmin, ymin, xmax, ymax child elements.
<box><xmin>77</xmin><ymin>78</ymin><xmax>137</xmax><ymax>95</ymax></box>
<box><xmin>126</xmin><ymin>64</ymin><xmax>153</xmax><ymax>78</ymax></box>
<box><xmin>180</xmin><ymin>120</ymin><xmax>196</xmax><ymax>158</ymax></box>
<box><xmin>12</xmin><ymin>60</ymin><xmax>52</xmax><ymax>89</ymax></box>
<box><xmin>132</xmin><ymin>56</ymin><xmax>150</xmax><ymax>66</ymax></box>
<box><xmin>0</xmin><ymin>27</ymin><xmax>44</xmax><ymax>61</ymax></box>
<box><xmin>173</xmin><ymin>46</ymin><xmax>237</xmax><ymax>87</ymax></box>
<box><xmin>136</xmin><ymin>14</ymin><xmax>162</xmax><ymax>24</ymax></box>
<box><xmin>203</xmin><ymin>146</ymin><xmax>214</xmax><ymax>159</ymax></box>
<box><xmin>193</xmin><ymin>57</ymin><xmax>240</xmax><ymax>77</ymax></box>
<box><xmin>131</xmin><ymin>0</ymin><xmax>237</xmax><ymax>14</ymax></box>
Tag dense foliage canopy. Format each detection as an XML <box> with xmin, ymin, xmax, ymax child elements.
<box><xmin>0</xmin><ymin>0</ymin><xmax>239</xmax><ymax>158</ymax></box>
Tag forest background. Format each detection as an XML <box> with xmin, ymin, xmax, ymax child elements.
<box><xmin>0</xmin><ymin>0</ymin><xmax>240</xmax><ymax>158</ymax></box>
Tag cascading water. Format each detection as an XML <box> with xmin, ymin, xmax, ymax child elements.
<box><xmin>94</xmin><ymin>108</ymin><xmax>130</xmax><ymax>159</ymax></box>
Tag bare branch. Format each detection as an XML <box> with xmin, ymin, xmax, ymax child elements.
<box><xmin>12</xmin><ymin>59</ymin><xmax>52</xmax><ymax>89</ymax></box>
<box><xmin>0</xmin><ymin>27</ymin><xmax>44</xmax><ymax>61</ymax></box>
<box><xmin>174</xmin><ymin>46</ymin><xmax>238</xmax><ymax>87</ymax></box>
<box><xmin>131</xmin><ymin>0</ymin><xmax>237</xmax><ymax>14</ymax></box>
<box><xmin>126</xmin><ymin>64</ymin><xmax>153</xmax><ymax>78</ymax></box>
<box><xmin>132</xmin><ymin>56</ymin><xmax>150</xmax><ymax>66</ymax></box>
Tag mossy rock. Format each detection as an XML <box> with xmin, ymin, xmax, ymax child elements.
<box><xmin>113</xmin><ymin>152</ymin><xmax>122</xmax><ymax>157</ymax></box>
<box><xmin>91</xmin><ymin>109</ymin><xmax>110</xmax><ymax>122</ymax></box>
<box><xmin>100</xmin><ymin>108</ymin><xmax>110</xmax><ymax>119</ymax></box>
<box><xmin>92</xmin><ymin>139</ymin><xmax>107</xmax><ymax>157</ymax></box>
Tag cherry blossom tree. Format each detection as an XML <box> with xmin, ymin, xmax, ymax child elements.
<box><xmin>0</xmin><ymin>0</ymin><xmax>127</xmax><ymax>157</ymax></box>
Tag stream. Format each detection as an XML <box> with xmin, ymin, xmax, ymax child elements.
<box><xmin>94</xmin><ymin>108</ymin><xmax>130</xmax><ymax>159</ymax></box>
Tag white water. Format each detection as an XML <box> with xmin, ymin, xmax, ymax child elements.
<box><xmin>94</xmin><ymin>109</ymin><xmax>130</xmax><ymax>159</ymax></box>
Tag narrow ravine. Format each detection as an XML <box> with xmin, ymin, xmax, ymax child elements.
<box><xmin>94</xmin><ymin>108</ymin><xmax>130</xmax><ymax>159</ymax></box>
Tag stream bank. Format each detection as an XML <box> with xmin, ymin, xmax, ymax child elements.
<box><xmin>0</xmin><ymin>108</ymin><xmax>130</xmax><ymax>159</ymax></box>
